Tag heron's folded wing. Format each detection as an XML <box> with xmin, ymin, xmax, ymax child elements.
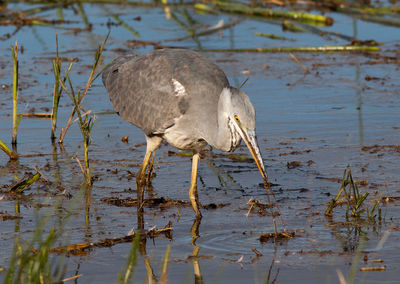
<box><xmin>102</xmin><ymin>54</ymin><xmax>186</xmax><ymax>136</ymax></box>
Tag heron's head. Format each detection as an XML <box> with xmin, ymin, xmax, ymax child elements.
<box><xmin>219</xmin><ymin>87</ymin><xmax>268</xmax><ymax>181</ymax></box>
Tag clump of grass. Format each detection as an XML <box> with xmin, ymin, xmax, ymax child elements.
<box><xmin>58</xmin><ymin>32</ymin><xmax>108</xmax><ymax>144</ymax></box>
<box><xmin>11</xmin><ymin>42</ymin><xmax>22</xmax><ymax>146</ymax></box>
<box><xmin>51</xmin><ymin>36</ymin><xmax>73</xmax><ymax>142</ymax></box>
<box><xmin>60</xmin><ymin>76</ymin><xmax>95</xmax><ymax>186</ymax></box>
<box><xmin>59</xmin><ymin>34</ymin><xmax>108</xmax><ymax>185</ymax></box>
<box><xmin>325</xmin><ymin>165</ymin><xmax>381</xmax><ymax>221</ymax></box>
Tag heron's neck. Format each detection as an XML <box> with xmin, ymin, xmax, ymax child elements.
<box><xmin>208</xmin><ymin>88</ymin><xmax>239</xmax><ymax>152</ymax></box>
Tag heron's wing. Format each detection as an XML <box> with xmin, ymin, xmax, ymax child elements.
<box><xmin>102</xmin><ymin>53</ymin><xmax>187</xmax><ymax>136</ymax></box>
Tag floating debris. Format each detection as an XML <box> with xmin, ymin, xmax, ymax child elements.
<box><xmin>259</xmin><ymin>231</ymin><xmax>295</xmax><ymax>242</ymax></box>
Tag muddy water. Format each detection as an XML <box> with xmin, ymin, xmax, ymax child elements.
<box><xmin>1</xmin><ymin>2</ymin><xmax>400</xmax><ymax>283</ymax></box>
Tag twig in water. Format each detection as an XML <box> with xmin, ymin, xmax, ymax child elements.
<box><xmin>21</xmin><ymin>112</ymin><xmax>52</xmax><ymax>118</ymax></box>
<box><xmin>61</xmin><ymin>274</ymin><xmax>83</xmax><ymax>282</ymax></box>
<box><xmin>289</xmin><ymin>52</ymin><xmax>310</xmax><ymax>73</ymax></box>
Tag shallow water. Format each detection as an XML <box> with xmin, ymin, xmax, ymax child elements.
<box><xmin>1</xmin><ymin>2</ymin><xmax>400</xmax><ymax>283</ymax></box>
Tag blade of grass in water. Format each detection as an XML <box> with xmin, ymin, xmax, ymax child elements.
<box><xmin>211</xmin><ymin>0</ymin><xmax>334</xmax><ymax>25</ymax></box>
<box><xmin>201</xmin><ymin>45</ymin><xmax>380</xmax><ymax>52</ymax></box>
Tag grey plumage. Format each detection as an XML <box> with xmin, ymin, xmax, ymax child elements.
<box><xmin>102</xmin><ymin>48</ymin><xmax>267</xmax><ymax>217</ymax></box>
<box><xmin>102</xmin><ymin>49</ymin><xmax>228</xmax><ymax>140</ymax></box>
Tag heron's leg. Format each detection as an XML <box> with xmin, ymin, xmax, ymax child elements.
<box><xmin>189</xmin><ymin>152</ymin><xmax>202</xmax><ymax>218</ymax></box>
<box><xmin>137</xmin><ymin>150</ymin><xmax>153</xmax><ymax>186</ymax></box>
<box><xmin>136</xmin><ymin>136</ymin><xmax>162</xmax><ymax>208</ymax></box>
<box><xmin>146</xmin><ymin>151</ymin><xmax>156</xmax><ymax>185</ymax></box>
<box><xmin>137</xmin><ymin>150</ymin><xmax>153</xmax><ymax>211</ymax></box>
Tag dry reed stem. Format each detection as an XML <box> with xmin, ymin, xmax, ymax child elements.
<box><xmin>61</xmin><ymin>274</ymin><xmax>83</xmax><ymax>282</ymax></box>
<box><xmin>359</xmin><ymin>266</ymin><xmax>386</xmax><ymax>271</ymax></box>
<box><xmin>336</xmin><ymin>269</ymin><xmax>347</xmax><ymax>284</ymax></box>
<box><xmin>21</xmin><ymin>112</ymin><xmax>52</xmax><ymax>118</ymax></box>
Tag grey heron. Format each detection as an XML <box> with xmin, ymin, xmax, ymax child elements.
<box><xmin>102</xmin><ymin>48</ymin><xmax>268</xmax><ymax>218</ymax></box>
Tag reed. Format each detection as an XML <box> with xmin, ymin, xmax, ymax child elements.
<box><xmin>0</xmin><ymin>139</ymin><xmax>18</xmax><ymax>160</ymax></box>
<box><xmin>11</xmin><ymin>42</ymin><xmax>22</xmax><ymax>146</ymax></box>
<box><xmin>51</xmin><ymin>34</ymin><xmax>61</xmax><ymax>141</ymax></box>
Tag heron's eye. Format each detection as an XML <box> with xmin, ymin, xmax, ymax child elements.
<box><xmin>234</xmin><ymin>115</ymin><xmax>240</xmax><ymax>122</ymax></box>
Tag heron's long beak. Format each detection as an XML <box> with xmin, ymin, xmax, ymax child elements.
<box><xmin>234</xmin><ymin>122</ymin><xmax>268</xmax><ymax>182</ymax></box>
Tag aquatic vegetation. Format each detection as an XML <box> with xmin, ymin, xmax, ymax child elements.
<box><xmin>59</xmin><ymin>34</ymin><xmax>108</xmax><ymax>185</ymax></box>
<box><xmin>0</xmin><ymin>139</ymin><xmax>18</xmax><ymax>160</ymax></box>
<box><xmin>325</xmin><ymin>165</ymin><xmax>382</xmax><ymax>222</ymax></box>
<box><xmin>7</xmin><ymin>172</ymin><xmax>41</xmax><ymax>193</ymax></box>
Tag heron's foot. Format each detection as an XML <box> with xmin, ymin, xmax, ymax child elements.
<box><xmin>136</xmin><ymin>168</ymin><xmax>154</xmax><ymax>188</ymax></box>
<box><xmin>136</xmin><ymin>169</ymin><xmax>149</xmax><ymax>186</ymax></box>
<box><xmin>189</xmin><ymin>186</ymin><xmax>202</xmax><ymax>218</ymax></box>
